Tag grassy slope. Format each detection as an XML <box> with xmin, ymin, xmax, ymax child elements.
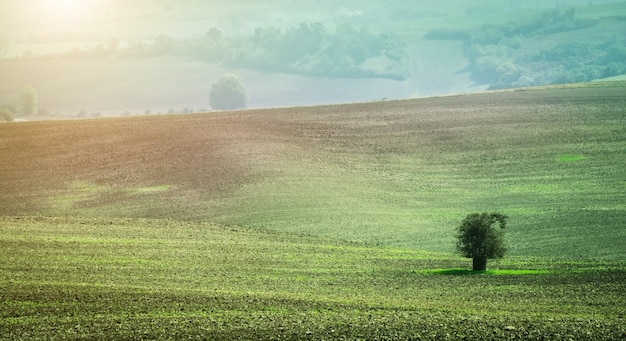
<box><xmin>1</xmin><ymin>84</ymin><xmax>626</xmax><ymax>339</ymax></box>
<box><xmin>1</xmin><ymin>216</ymin><xmax>624</xmax><ymax>340</ymax></box>
<box><xmin>1</xmin><ymin>84</ymin><xmax>625</xmax><ymax>260</ymax></box>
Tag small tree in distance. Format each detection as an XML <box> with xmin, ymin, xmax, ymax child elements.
<box><xmin>20</xmin><ymin>85</ymin><xmax>38</xmax><ymax>116</ymax></box>
<box><xmin>209</xmin><ymin>74</ymin><xmax>249</xmax><ymax>110</ymax></box>
<box><xmin>0</xmin><ymin>107</ymin><xmax>14</xmax><ymax>122</ymax></box>
<box><xmin>456</xmin><ymin>212</ymin><xmax>507</xmax><ymax>271</ymax></box>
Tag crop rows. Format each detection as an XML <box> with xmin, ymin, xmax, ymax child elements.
<box><xmin>1</xmin><ymin>216</ymin><xmax>625</xmax><ymax>339</ymax></box>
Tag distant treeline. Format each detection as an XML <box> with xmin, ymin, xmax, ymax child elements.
<box><xmin>426</xmin><ymin>9</ymin><xmax>626</xmax><ymax>89</ymax></box>
<box><xmin>30</xmin><ymin>23</ymin><xmax>410</xmax><ymax>81</ymax></box>
<box><xmin>188</xmin><ymin>23</ymin><xmax>410</xmax><ymax>80</ymax></box>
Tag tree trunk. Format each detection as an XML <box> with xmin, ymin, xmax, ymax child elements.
<box><xmin>473</xmin><ymin>257</ymin><xmax>487</xmax><ymax>271</ymax></box>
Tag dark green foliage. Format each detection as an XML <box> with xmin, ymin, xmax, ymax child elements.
<box><xmin>209</xmin><ymin>74</ymin><xmax>249</xmax><ymax>110</ymax></box>
<box><xmin>456</xmin><ymin>212</ymin><xmax>507</xmax><ymax>271</ymax></box>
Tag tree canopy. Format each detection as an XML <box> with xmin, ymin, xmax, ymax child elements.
<box><xmin>209</xmin><ymin>74</ymin><xmax>249</xmax><ymax>110</ymax></box>
<box><xmin>456</xmin><ymin>212</ymin><xmax>507</xmax><ymax>271</ymax></box>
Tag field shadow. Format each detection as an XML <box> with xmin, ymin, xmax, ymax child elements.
<box><xmin>424</xmin><ymin>268</ymin><xmax>551</xmax><ymax>276</ymax></box>
<box><xmin>429</xmin><ymin>268</ymin><xmax>488</xmax><ymax>276</ymax></box>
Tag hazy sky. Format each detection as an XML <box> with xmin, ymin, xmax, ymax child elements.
<box><xmin>3</xmin><ymin>0</ymin><xmax>106</xmax><ymax>30</ymax></box>
<box><xmin>1</xmin><ymin>0</ymin><xmax>625</xmax><ymax>116</ymax></box>
<box><xmin>4</xmin><ymin>0</ymin><xmax>626</xmax><ymax>33</ymax></box>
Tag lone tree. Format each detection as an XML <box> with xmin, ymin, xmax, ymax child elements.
<box><xmin>209</xmin><ymin>74</ymin><xmax>249</xmax><ymax>110</ymax></box>
<box><xmin>20</xmin><ymin>85</ymin><xmax>38</xmax><ymax>116</ymax></box>
<box><xmin>456</xmin><ymin>212</ymin><xmax>507</xmax><ymax>271</ymax></box>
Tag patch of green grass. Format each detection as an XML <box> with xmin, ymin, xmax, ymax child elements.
<box><xmin>47</xmin><ymin>181</ymin><xmax>175</xmax><ymax>216</ymax></box>
<box><xmin>125</xmin><ymin>184</ymin><xmax>174</xmax><ymax>195</ymax></box>
<box><xmin>557</xmin><ymin>154</ymin><xmax>586</xmax><ymax>163</ymax></box>
<box><xmin>51</xmin><ymin>180</ymin><xmax>109</xmax><ymax>210</ymax></box>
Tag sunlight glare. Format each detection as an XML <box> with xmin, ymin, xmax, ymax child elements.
<box><xmin>37</xmin><ymin>0</ymin><xmax>100</xmax><ymax>27</ymax></box>
<box><xmin>44</xmin><ymin>0</ymin><xmax>86</xmax><ymax>15</ymax></box>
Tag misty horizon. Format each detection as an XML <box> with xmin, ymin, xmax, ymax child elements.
<box><xmin>1</xmin><ymin>0</ymin><xmax>625</xmax><ymax>119</ymax></box>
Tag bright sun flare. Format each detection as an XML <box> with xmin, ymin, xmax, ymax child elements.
<box><xmin>38</xmin><ymin>0</ymin><xmax>99</xmax><ymax>23</ymax></box>
<box><xmin>44</xmin><ymin>0</ymin><xmax>88</xmax><ymax>16</ymax></box>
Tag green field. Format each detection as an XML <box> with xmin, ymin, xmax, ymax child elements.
<box><xmin>1</xmin><ymin>216</ymin><xmax>624</xmax><ymax>340</ymax></box>
<box><xmin>1</xmin><ymin>84</ymin><xmax>625</xmax><ymax>339</ymax></box>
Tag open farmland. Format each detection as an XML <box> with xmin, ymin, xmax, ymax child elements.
<box><xmin>1</xmin><ymin>83</ymin><xmax>625</xmax><ymax>258</ymax></box>
<box><xmin>1</xmin><ymin>216</ymin><xmax>624</xmax><ymax>340</ymax></box>
<box><xmin>1</xmin><ymin>83</ymin><xmax>625</xmax><ymax>339</ymax></box>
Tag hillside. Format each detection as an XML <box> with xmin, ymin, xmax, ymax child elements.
<box><xmin>1</xmin><ymin>83</ymin><xmax>625</xmax><ymax>259</ymax></box>
<box><xmin>2</xmin><ymin>84</ymin><xmax>625</xmax><ymax>339</ymax></box>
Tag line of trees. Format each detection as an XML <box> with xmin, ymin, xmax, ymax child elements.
<box><xmin>0</xmin><ymin>76</ymin><xmax>250</xmax><ymax>120</ymax></box>
<box><xmin>127</xmin><ymin>22</ymin><xmax>410</xmax><ymax>80</ymax></box>
<box><xmin>12</xmin><ymin>23</ymin><xmax>410</xmax><ymax>81</ymax></box>
<box><xmin>222</xmin><ymin>23</ymin><xmax>410</xmax><ymax>80</ymax></box>
<box><xmin>426</xmin><ymin>9</ymin><xmax>626</xmax><ymax>89</ymax></box>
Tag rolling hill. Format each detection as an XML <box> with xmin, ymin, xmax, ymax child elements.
<box><xmin>2</xmin><ymin>83</ymin><xmax>625</xmax><ymax>339</ymax></box>
<box><xmin>1</xmin><ymin>83</ymin><xmax>625</xmax><ymax>259</ymax></box>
